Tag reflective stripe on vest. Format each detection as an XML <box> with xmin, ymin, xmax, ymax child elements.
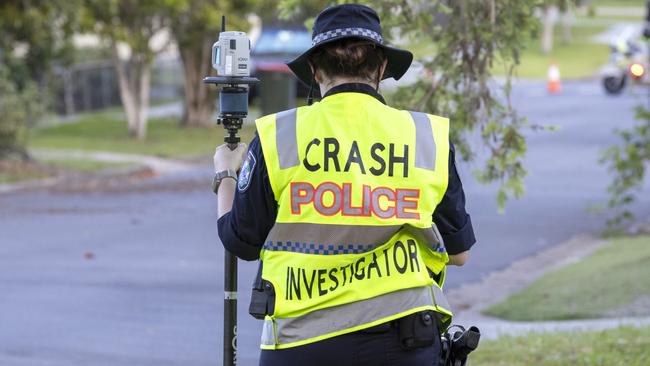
<box><xmin>273</xmin><ymin>108</ymin><xmax>438</xmax><ymax>172</ymax></box>
<box><xmin>410</xmin><ymin>111</ymin><xmax>437</xmax><ymax>171</ymax></box>
<box><xmin>255</xmin><ymin>93</ymin><xmax>451</xmax><ymax>349</ymax></box>
<box><xmin>262</xmin><ymin>222</ymin><xmax>446</xmax><ymax>255</ymax></box>
<box><xmin>260</xmin><ymin>285</ymin><xmax>452</xmax><ymax>349</ymax></box>
<box><xmin>276</xmin><ymin>108</ymin><xmax>299</xmax><ymax>169</ymax></box>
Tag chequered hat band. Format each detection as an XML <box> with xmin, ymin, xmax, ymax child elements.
<box><xmin>312</xmin><ymin>27</ymin><xmax>383</xmax><ymax>46</ymax></box>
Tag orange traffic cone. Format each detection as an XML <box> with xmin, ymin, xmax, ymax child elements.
<box><xmin>547</xmin><ymin>62</ymin><xmax>562</xmax><ymax>94</ymax></box>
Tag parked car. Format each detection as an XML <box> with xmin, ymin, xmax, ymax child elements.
<box><xmin>249</xmin><ymin>27</ymin><xmax>313</xmax><ymax>100</ymax></box>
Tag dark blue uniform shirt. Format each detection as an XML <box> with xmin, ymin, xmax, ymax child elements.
<box><xmin>218</xmin><ymin>83</ymin><xmax>476</xmax><ymax>260</ymax></box>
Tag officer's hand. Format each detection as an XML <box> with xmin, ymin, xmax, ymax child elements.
<box><xmin>214</xmin><ymin>143</ymin><xmax>247</xmax><ymax>172</ymax></box>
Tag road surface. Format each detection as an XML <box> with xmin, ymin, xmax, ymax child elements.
<box><xmin>1</xmin><ymin>80</ymin><xmax>649</xmax><ymax>365</ymax></box>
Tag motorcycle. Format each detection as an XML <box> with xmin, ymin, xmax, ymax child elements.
<box><xmin>600</xmin><ymin>37</ymin><xmax>649</xmax><ymax>95</ymax></box>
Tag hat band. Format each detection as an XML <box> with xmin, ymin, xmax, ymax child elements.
<box><xmin>312</xmin><ymin>27</ymin><xmax>383</xmax><ymax>46</ymax></box>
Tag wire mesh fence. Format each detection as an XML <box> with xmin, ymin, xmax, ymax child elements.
<box><xmin>51</xmin><ymin>58</ymin><xmax>183</xmax><ymax>115</ymax></box>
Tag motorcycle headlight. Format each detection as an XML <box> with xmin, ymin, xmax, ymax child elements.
<box><xmin>630</xmin><ymin>63</ymin><xmax>645</xmax><ymax>79</ymax></box>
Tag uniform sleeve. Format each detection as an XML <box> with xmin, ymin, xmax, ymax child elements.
<box><xmin>433</xmin><ymin>142</ymin><xmax>476</xmax><ymax>255</ymax></box>
<box><xmin>217</xmin><ymin>134</ymin><xmax>277</xmax><ymax>261</ymax></box>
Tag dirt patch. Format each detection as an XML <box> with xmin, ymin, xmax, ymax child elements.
<box><xmin>40</xmin><ymin>167</ymin><xmax>209</xmax><ymax>195</ymax></box>
<box><xmin>43</xmin><ymin>166</ymin><xmax>156</xmax><ymax>193</ymax></box>
<box><xmin>0</xmin><ymin>159</ymin><xmax>58</xmax><ymax>183</ymax></box>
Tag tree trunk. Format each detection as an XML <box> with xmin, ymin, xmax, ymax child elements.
<box><xmin>111</xmin><ymin>41</ymin><xmax>152</xmax><ymax>140</ymax></box>
<box><xmin>541</xmin><ymin>5</ymin><xmax>556</xmax><ymax>54</ymax></box>
<box><xmin>560</xmin><ymin>9</ymin><xmax>572</xmax><ymax>44</ymax></box>
<box><xmin>179</xmin><ymin>36</ymin><xmax>215</xmax><ymax>127</ymax></box>
<box><xmin>135</xmin><ymin>61</ymin><xmax>151</xmax><ymax>140</ymax></box>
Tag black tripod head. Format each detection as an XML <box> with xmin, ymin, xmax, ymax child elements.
<box><xmin>203</xmin><ymin>76</ymin><xmax>259</xmax><ymax>149</ymax></box>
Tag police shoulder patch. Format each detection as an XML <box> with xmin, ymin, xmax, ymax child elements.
<box><xmin>238</xmin><ymin>151</ymin><xmax>256</xmax><ymax>192</ymax></box>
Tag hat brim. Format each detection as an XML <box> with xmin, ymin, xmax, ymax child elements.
<box><xmin>286</xmin><ymin>37</ymin><xmax>413</xmax><ymax>87</ymax></box>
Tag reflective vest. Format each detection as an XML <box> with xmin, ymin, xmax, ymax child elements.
<box><xmin>255</xmin><ymin>92</ymin><xmax>453</xmax><ymax>350</ymax></box>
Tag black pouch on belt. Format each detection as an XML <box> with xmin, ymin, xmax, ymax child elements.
<box><xmin>249</xmin><ymin>261</ymin><xmax>275</xmax><ymax>320</ymax></box>
<box><xmin>398</xmin><ymin>310</ymin><xmax>438</xmax><ymax>350</ymax></box>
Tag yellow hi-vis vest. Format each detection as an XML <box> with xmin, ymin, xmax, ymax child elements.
<box><xmin>255</xmin><ymin>92</ymin><xmax>452</xmax><ymax>350</ymax></box>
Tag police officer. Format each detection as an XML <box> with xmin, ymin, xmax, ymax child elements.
<box><xmin>213</xmin><ymin>4</ymin><xmax>476</xmax><ymax>366</ymax></box>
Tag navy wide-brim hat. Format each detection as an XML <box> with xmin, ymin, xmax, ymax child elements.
<box><xmin>287</xmin><ymin>4</ymin><xmax>413</xmax><ymax>86</ymax></box>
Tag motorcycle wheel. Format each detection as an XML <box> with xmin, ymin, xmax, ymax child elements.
<box><xmin>603</xmin><ymin>75</ymin><xmax>626</xmax><ymax>95</ymax></box>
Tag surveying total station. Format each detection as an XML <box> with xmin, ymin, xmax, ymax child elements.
<box><xmin>204</xmin><ymin>16</ymin><xmax>258</xmax><ymax>366</ymax></box>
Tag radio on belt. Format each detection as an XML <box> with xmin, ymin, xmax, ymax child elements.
<box><xmin>212</xmin><ymin>31</ymin><xmax>251</xmax><ymax>77</ymax></box>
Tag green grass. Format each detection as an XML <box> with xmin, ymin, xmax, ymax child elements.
<box><xmin>484</xmin><ymin>235</ymin><xmax>650</xmax><ymax>321</ymax></box>
<box><xmin>42</xmin><ymin>159</ymin><xmax>135</xmax><ymax>172</ymax></box>
<box><xmin>592</xmin><ymin>0</ymin><xmax>645</xmax><ymax>6</ymax></box>
<box><xmin>30</xmin><ymin>113</ymin><xmax>257</xmax><ymax>158</ymax></box>
<box><xmin>505</xmin><ymin>24</ymin><xmax>610</xmax><ymax>79</ymax></box>
<box><xmin>472</xmin><ymin>326</ymin><xmax>650</xmax><ymax>366</ymax></box>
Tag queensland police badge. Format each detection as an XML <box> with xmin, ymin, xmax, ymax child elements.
<box><xmin>238</xmin><ymin>151</ymin><xmax>256</xmax><ymax>192</ymax></box>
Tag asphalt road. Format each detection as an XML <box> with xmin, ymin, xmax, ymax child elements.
<box><xmin>1</xmin><ymin>81</ymin><xmax>650</xmax><ymax>366</ymax></box>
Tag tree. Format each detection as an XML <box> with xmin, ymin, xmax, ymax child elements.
<box><xmin>0</xmin><ymin>0</ymin><xmax>78</xmax><ymax>86</ymax></box>
<box><xmin>165</xmin><ymin>0</ymin><xmax>280</xmax><ymax>128</ymax></box>
<box><xmin>0</xmin><ymin>65</ymin><xmax>44</xmax><ymax>160</ymax></box>
<box><xmin>540</xmin><ymin>0</ymin><xmax>578</xmax><ymax>54</ymax></box>
<box><xmin>165</xmin><ymin>0</ymin><xmax>250</xmax><ymax>128</ymax></box>
<box><xmin>280</xmin><ymin>0</ymin><xmax>540</xmax><ymax>210</ymax></box>
<box><xmin>82</xmin><ymin>0</ymin><xmax>169</xmax><ymax>140</ymax></box>
<box><xmin>0</xmin><ymin>0</ymin><xmax>77</xmax><ymax>158</ymax></box>
<box><xmin>602</xmin><ymin>107</ymin><xmax>650</xmax><ymax>229</ymax></box>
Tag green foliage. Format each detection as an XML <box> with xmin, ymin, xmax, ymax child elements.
<box><xmin>601</xmin><ymin>107</ymin><xmax>650</xmax><ymax>228</ymax></box>
<box><xmin>0</xmin><ymin>0</ymin><xmax>79</xmax><ymax>85</ymax></box>
<box><xmin>484</xmin><ymin>235</ymin><xmax>650</xmax><ymax>320</ymax></box>
<box><xmin>166</xmin><ymin>0</ymin><xmax>247</xmax><ymax>46</ymax></box>
<box><xmin>385</xmin><ymin>1</ymin><xmax>540</xmax><ymax>210</ymax></box>
<box><xmin>0</xmin><ymin>0</ymin><xmax>78</xmax><ymax>130</ymax></box>
<box><xmin>473</xmin><ymin>326</ymin><xmax>650</xmax><ymax>366</ymax></box>
<box><xmin>0</xmin><ymin>65</ymin><xmax>45</xmax><ymax>159</ymax></box>
<box><xmin>81</xmin><ymin>0</ymin><xmax>170</xmax><ymax>65</ymax></box>
<box><xmin>164</xmin><ymin>0</ymin><xmax>260</xmax><ymax>127</ymax></box>
<box><xmin>279</xmin><ymin>0</ymin><xmax>540</xmax><ymax>210</ymax></box>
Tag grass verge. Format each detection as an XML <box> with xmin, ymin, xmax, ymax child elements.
<box><xmin>504</xmin><ymin>24</ymin><xmax>610</xmax><ymax>80</ymax></box>
<box><xmin>484</xmin><ymin>235</ymin><xmax>650</xmax><ymax>321</ymax></box>
<box><xmin>30</xmin><ymin>113</ymin><xmax>257</xmax><ymax>158</ymax></box>
<box><xmin>472</xmin><ymin>326</ymin><xmax>650</xmax><ymax>366</ymax></box>
<box><xmin>592</xmin><ymin>0</ymin><xmax>645</xmax><ymax>6</ymax></box>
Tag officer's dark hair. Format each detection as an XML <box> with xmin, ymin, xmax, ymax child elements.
<box><xmin>308</xmin><ymin>38</ymin><xmax>386</xmax><ymax>83</ymax></box>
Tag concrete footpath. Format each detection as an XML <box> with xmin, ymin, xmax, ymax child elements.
<box><xmin>0</xmin><ymin>149</ymin><xmax>196</xmax><ymax>194</ymax></box>
<box><xmin>31</xmin><ymin>149</ymin><xmax>194</xmax><ymax>175</ymax></box>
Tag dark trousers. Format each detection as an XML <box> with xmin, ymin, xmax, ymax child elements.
<box><xmin>259</xmin><ymin>321</ymin><xmax>440</xmax><ymax>366</ymax></box>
